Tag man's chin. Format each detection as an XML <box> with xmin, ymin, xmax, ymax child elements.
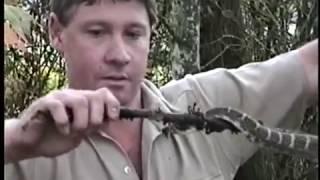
<box><xmin>96</xmin><ymin>81</ymin><xmax>126</xmax><ymax>92</ymax></box>
<box><xmin>113</xmin><ymin>92</ymin><xmax>134</xmax><ymax>106</ymax></box>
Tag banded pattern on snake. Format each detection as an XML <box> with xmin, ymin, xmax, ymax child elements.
<box><xmin>205</xmin><ymin>107</ymin><xmax>318</xmax><ymax>163</ymax></box>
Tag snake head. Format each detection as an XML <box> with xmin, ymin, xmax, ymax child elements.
<box><xmin>204</xmin><ymin>107</ymin><xmax>242</xmax><ymax>134</ymax></box>
<box><xmin>205</xmin><ymin>116</ymin><xmax>241</xmax><ymax>134</ymax></box>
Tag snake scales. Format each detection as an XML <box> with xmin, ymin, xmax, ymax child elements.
<box><xmin>205</xmin><ymin>107</ymin><xmax>318</xmax><ymax>163</ymax></box>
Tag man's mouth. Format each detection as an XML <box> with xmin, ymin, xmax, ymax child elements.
<box><xmin>99</xmin><ymin>74</ymin><xmax>130</xmax><ymax>88</ymax></box>
<box><xmin>102</xmin><ymin>74</ymin><xmax>128</xmax><ymax>80</ymax></box>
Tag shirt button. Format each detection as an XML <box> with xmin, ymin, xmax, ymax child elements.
<box><xmin>124</xmin><ymin>166</ymin><xmax>131</xmax><ymax>174</ymax></box>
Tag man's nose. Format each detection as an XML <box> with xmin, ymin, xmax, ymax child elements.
<box><xmin>104</xmin><ymin>36</ymin><xmax>130</xmax><ymax>65</ymax></box>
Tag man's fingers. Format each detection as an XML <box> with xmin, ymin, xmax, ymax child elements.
<box><xmin>69</xmin><ymin>95</ymin><xmax>89</xmax><ymax>133</ymax></box>
<box><xmin>45</xmin><ymin>99</ymin><xmax>70</xmax><ymax>135</ymax></box>
<box><xmin>21</xmin><ymin>88</ymin><xmax>120</xmax><ymax>137</ymax></box>
<box><xmin>20</xmin><ymin>96</ymin><xmax>70</xmax><ymax>136</ymax></box>
<box><xmin>87</xmin><ymin>92</ymin><xmax>104</xmax><ymax>130</ymax></box>
<box><xmin>53</xmin><ymin>93</ymin><xmax>90</xmax><ymax>135</ymax></box>
<box><xmin>98</xmin><ymin>88</ymin><xmax>120</xmax><ymax>121</ymax></box>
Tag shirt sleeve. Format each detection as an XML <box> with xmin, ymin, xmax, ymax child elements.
<box><xmin>160</xmin><ymin>50</ymin><xmax>309</xmax><ymax>169</ymax></box>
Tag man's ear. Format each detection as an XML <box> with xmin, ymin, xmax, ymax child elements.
<box><xmin>48</xmin><ymin>13</ymin><xmax>64</xmax><ymax>52</ymax></box>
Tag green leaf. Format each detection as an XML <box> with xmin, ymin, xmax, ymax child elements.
<box><xmin>4</xmin><ymin>4</ymin><xmax>34</xmax><ymax>39</ymax></box>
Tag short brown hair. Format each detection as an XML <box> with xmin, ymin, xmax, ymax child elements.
<box><xmin>49</xmin><ymin>0</ymin><xmax>158</xmax><ymax>27</ymax></box>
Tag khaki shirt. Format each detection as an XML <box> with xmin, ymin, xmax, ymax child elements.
<box><xmin>5</xmin><ymin>51</ymin><xmax>308</xmax><ymax>180</ymax></box>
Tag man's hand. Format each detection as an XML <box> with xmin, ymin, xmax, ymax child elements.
<box><xmin>298</xmin><ymin>39</ymin><xmax>318</xmax><ymax>105</ymax></box>
<box><xmin>5</xmin><ymin>88</ymin><xmax>120</xmax><ymax>164</ymax></box>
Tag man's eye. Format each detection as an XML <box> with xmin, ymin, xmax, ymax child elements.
<box><xmin>126</xmin><ymin>31</ymin><xmax>142</xmax><ymax>40</ymax></box>
<box><xmin>87</xmin><ymin>29</ymin><xmax>104</xmax><ymax>37</ymax></box>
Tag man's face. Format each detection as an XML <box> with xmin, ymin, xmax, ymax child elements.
<box><xmin>50</xmin><ymin>0</ymin><xmax>151</xmax><ymax>105</ymax></box>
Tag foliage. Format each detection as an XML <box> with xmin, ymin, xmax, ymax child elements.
<box><xmin>4</xmin><ymin>0</ymin><xmax>318</xmax><ymax>179</ymax></box>
<box><xmin>5</xmin><ymin>0</ymin><xmax>65</xmax><ymax>118</ymax></box>
<box><xmin>4</xmin><ymin>4</ymin><xmax>34</xmax><ymax>51</ymax></box>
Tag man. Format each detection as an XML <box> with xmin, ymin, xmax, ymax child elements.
<box><xmin>4</xmin><ymin>0</ymin><xmax>318</xmax><ymax>180</ymax></box>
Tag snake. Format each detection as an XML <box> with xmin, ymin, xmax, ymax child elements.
<box><xmin>22</xmin><ymin>105</ymin><xmax>318</xmax><ymax>163</ymax></box>
<box><xmin>205</xmin><ymin>107</ymin><xmax>318</xmax><ymax>163</ymax></box>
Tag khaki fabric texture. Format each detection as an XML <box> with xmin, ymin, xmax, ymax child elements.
<box><xmin>5</xmin><ymin>50</ymin><xmax>309</xmax><ymax>180</ymax></box>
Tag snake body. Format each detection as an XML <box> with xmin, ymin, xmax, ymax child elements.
<box><xmin>205</xmin><ymin>107</ymin><xmax>318</xmax><ymax>163</ymax></box>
